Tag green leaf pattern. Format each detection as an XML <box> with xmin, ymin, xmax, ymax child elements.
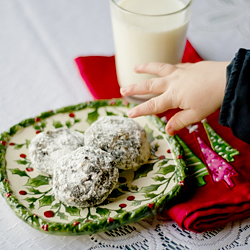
<box><xmin>25</xmin><ymin>175</ymin><xmax>50</xmax><ymax>187</ymax></box>
<box><xmin>202</xmin><ymin>120</ymin><xmax>239</xmax><ymax>162</ymax></box>
<box><xmin>9</xmin><ymin>168</ymin><xmax>29</xmax><ymax>177</ymax></box>
<box><xmin>86</xmin><ymin>108</ymin><xmax>99</xmax><ymax>125</ymax></box>
<box><xmin>176</xmin><ymin>135</ymin><xmax>209</xmax><ymax>187</ymax></box>
<box><xmin>33</xmin><ymin>120</ymin><xmax>47</xmax><ymax>132</ymax></box>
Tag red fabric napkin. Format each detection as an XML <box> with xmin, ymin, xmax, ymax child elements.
<box><xmin>74</xmin><ymin>40</ymin><xmax>250</xmax><ymax>233</ymax></box>
<box><xmin>165</xmin><ymin>111</ymin><xmax>250</xmax><ymax>232</ymax></box>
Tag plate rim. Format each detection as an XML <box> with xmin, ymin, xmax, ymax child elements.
<box><xmin>0</xmin><ymin>99</ymin><xmax>186</xmax><ymax>235</ymax></box>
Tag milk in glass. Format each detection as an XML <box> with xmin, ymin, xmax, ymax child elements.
<box><xmin>110</xmin><ymin>0</ymin><xmax>192</xmax><ymax>99</ymax></box>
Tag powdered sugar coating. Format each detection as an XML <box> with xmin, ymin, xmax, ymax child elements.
<box><xmin>84</xmin><ymin>116</ymin><xmax>151</xmax><ymax>170</ymax></box>
<box><xmin>52</xmin><ymin>146</ymin><xmax>118</xmax><ymax>208</ymax></box>
<box><xmin>29</xmin><ymin>128</ymin><xmax>85</xmax><ymax>175</ymax></box>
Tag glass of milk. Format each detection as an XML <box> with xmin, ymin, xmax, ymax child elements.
<box><xmin>110</xmin><ymin>0</ymin><xmax>192</xmax><ymax>101</ymax></box>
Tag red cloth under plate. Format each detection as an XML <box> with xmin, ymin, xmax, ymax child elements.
<box><xmin>74</xmin><ymin>40</ymin><xmax>250</xmax><ymax>232</ymax></box>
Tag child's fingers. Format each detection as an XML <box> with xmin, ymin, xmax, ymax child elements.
<box><xmin>175</xmin><ymin>63</ymin><xmax>192</xmax><ymax>68</ymax></box>
<box><xmin>126</xmin><ymin>92</ymin><xmax>174</xmax><ymax>118</ymax></box>
<box><xmin>120</xmin><ymin>77</ymin><xmax>167</xmax><ymax>96</ymax></box>
<box><xmin>134</xmin><ymin>62</ymin><xmax>177</xmax><ymax>77</ymax></box>
<box><xmin>165</xmin><ymin>109</ymin><xmax>200</xmax><ymax>135</ymax></box>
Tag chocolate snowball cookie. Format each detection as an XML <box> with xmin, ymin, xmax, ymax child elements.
<box><xmin>29</xmin><ymin>128</ymin><xmax>85</xmax><ymax>175</ymax></box>
<box><xmin>84</xmin><ymin>116</ymin><xmax>151</xmax><ymax>170</ymax></box>
<box><xmin>52</xmin><ymin>146</ymin><xmax>118</xmax><ymax>207</ymax></box>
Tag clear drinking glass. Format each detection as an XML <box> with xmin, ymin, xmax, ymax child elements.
<box><xmin>110</xmin><ymin>0</ymin><xmax>193</xmax><ymax>101</ymax></box>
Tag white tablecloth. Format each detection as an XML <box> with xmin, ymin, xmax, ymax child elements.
<box><xmin>1</xmin><ymin>0</ymin><xmax>250</xmax><ymax>249</ymax></box>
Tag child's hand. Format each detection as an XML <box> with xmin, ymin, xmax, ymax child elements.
<box><xmin>120</xmin><ymin>61</ymin><xmax>229</xmax><ymax>135</ymax></box>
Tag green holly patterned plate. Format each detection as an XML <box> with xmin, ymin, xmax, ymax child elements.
<box><xmin>0</xmin><ymin>99</ymin><xmax>186</xmax><ymax>235</ymax></box>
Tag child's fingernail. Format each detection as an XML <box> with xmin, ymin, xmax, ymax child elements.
<box><xmin>120</xmin><ymin>87</ymin><xmax>128</xmax><ymax>95</ymax></box>
<box><xmin>166</xmin><ymin>127</ymin><xmax>175</xmax><ymax>136</ymax></box>
<box><xmin>127</xmin><ymin>110</ymin><xmax>134</xmax><ymax>117</ymax></box>
<box><xmin>134</xmin><ymin>65</ymin><xmax>140</xmax><ymax>71</ymax></box>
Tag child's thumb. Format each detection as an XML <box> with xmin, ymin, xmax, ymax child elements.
<box><xmin>165</xmin><ymin>109</ymin><xmax>197</xmax><ymax>135</ymax></box>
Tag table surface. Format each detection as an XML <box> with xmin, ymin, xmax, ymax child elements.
<box><xmin>1</xmin><ymin>0</ymin><xmax>250</xmax><ymax>249</ymax></box>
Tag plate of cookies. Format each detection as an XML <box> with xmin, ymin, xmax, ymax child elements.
<box><xmin>0</xmin><ymin>99</ymin><xmax>186</xmax><ymax>235</ymax></box>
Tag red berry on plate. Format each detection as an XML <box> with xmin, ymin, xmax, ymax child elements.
<box><xmin>148</xmin><ymin>203</ymin><xmax>154</xmax><ymax>209</ymax></box>
<box><xmin>119</xmin><ymin>203</ymin><xmax>127</xmax><ymax>208</ymax></box>
<box><xmin>9</xmin><ymin>142</ymin><xmax>15</xmax><ymax>146</ymax></box>
<box><xmin>107</xmin><ymin>217</ymin><xmax>114</xmax><ymax>223</ymax></box>
<box><xmin>177</xmin><ymin>155</ymin><xmax>182</xmax><ymax>159</ymax></box>
<box><xmin>1</xmin><ymin>141</ymin><xmax>6</xmax><ymax>146</ymax></box>
<box><xmin>44</xmin><ymin>211</ymin><xmax>54</xmax><ymax>218</ymax></box>
<box><xmin>167</xmin><ymin>149</ymin><xmax>171</xmax><ymax>153</ymax></box>
<box><xmin>26</xmin><ymin>167</ymin><xmax>34</xmax><ymax>172</ymax></box>
<box><xmin>19</xmin><ymin>190</ymin><xmax>27</xmax><ymax>195</ymax></box>
<box><xmin>20</xmin><ymin>154</ymin><xmax>26</xmax><ymax>158</ymax></box>
<box><xmin>179</xmin><ymin>181</ymin><xmax>184</xmax><ymax>186</ymax></box>
<box><xmin>35</xmin><ymin>117</ymin><xmax>41</xmax><ymax>122</ymax></box>
<box><xmin>127</xmin><ymin>196</ymin><xmax>135</xmax><ymax>201</ymax></box>
<box><xmin>6</xmin><ymin>193</ymin><xmax>11</xmax><ymax>198</ymax></box>
<box><xmin>73</xmin><ymin>221</ymin><xmax>80</xmax><ymax>226</ymax></box>
<box><xmin>69</xmin><ymin>113</ymin><xmax>75</xmax><ymax>118</ymax></box>
<box><xmin>41</xmin><ymin>224</ymin><xmax>48</xmax><ymax>231</ymax></box>
<box><xmin>158</xmin><ymin>155</ymin><xmax>165</xmax><ymax>160</ymax></box>
<box><xmin>4</xmin><ymin>179</ymin><xmax>10</xmax><ymax>184</ymax></box>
